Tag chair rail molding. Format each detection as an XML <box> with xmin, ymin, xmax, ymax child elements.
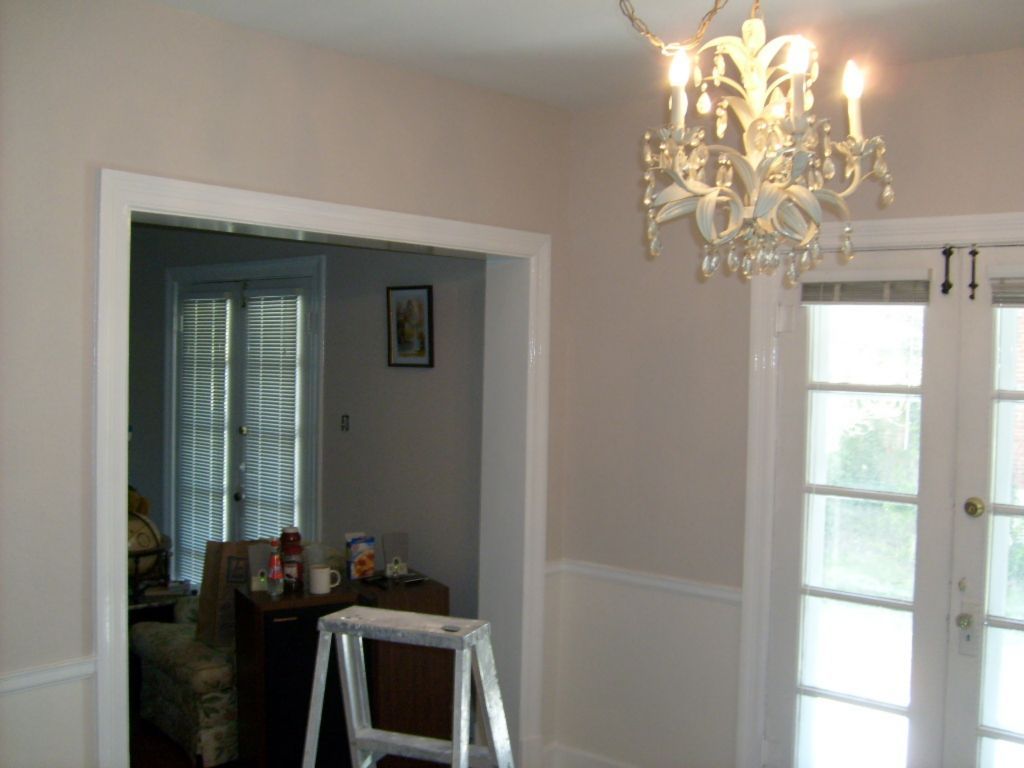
<box><xmin>548</xmin><ymin>558</ymin><xmax>741</xmax><ymax>606</ymax></box>
<box><xmin>735</xmin><ymin>210</ymin><xmax>1024</xmax><ymax>768</ymax></box>
<box><xmin>0</xmin><ymin>657</ymin><xmax>96</xmax><ymax>696</ymax></box>
<box><xmin>96</xmin><ymin>170</ymin><xmax>550</xmax><ymax>767</ymax></box>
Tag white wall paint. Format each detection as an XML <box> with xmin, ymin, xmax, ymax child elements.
<box><xmin>0</xmin><ymin>675</ymin><xmax>97</xmax><ymax>768</ymax></box>
<box><xmin>546</xmin><ymin>562</ymin><xmax>741</xmax><ymax>767</ymax></box>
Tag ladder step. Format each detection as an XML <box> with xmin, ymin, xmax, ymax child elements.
<box><xmin>318</xmin><ymin>605</ymin><xmax>490</xmax><ymax>650</ymax></box>
<box><xmin>354</xmin><ymin>728</ymin><xmax>497</xmax><ymax>767</ymax></box>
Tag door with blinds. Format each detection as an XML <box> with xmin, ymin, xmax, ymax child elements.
<box><xmin>169</xmin><ymin>260</ymin><xmax>322</xmax><ymax>586</ymax></box>
<box><xmin>765</xmin><ymin>245</ymin><xmax>1024</xmax><ymax>767</ymax></box>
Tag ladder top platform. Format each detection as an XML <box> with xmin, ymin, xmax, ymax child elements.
<box><xmin>318</xmin><ymin>605</ymin><xmax>491</xmax><ymax>651</ymax></box>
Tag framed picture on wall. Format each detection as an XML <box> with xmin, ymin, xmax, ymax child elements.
<box><xmin>387</xmin><ymin>285</ymin><xmax>434</xmax><ymax>367</ymax></box>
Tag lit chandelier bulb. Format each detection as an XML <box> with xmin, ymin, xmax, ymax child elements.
<box><xmin>668</xmin><ymin>51</ymin><xmax>691</xmax><ymax>127</ymax></box>
<box><xmin>785</xmin><ymin>37</ymin><xmax>812</xmax><ymax>73</ymax></box>
<box><xmin>842</xmin><ymin>60</ymin><xmax>865</xmax><ymax>139</ymax></box>
<box><xmin>842</xmin><ymin>59</ymin><xmax>865</xmax><ymax>99</ymax></box>
<box><xmin>785</xmin><ymin>37</ymin><xmax>812</xmax><ymax>126</ymax></box>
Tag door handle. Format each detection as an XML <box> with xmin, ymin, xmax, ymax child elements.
<box><xmin>964</xmin><ymin>497</ymin><xmax>985</xmax><ymax>518</ymax></box>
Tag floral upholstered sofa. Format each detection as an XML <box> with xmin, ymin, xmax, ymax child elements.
<box><xmin>130</xmin><ymin>596</ymin><xmax>238</xmax><ymax>766</ymax></box>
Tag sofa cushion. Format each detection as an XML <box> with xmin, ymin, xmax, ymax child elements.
<box><xmin>131</xmin><ymin>621</ymin><xmax>234</xmax><ymax>696</ymax></box>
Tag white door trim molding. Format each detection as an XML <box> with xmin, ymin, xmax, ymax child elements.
<box><xmin>735</xmin><ymin>211</ymin><xmax>1024</xmax><ymax>768</ymax></box>
<box><xmin>96</xmin><ymin>170</ymin><xmax>551</xmax><ymax>767</ymax></box>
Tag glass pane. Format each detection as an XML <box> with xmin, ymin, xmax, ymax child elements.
<box><xmin>797</xmin><ymin>695</ymin><xmax>908</xmax><ymax>768</ymax></box>
<box><xmin>808</xmin><ymin>392</ymin><xmax>921</xmax><ymax>495</ymax></box>
<box><xmin>800</xmin><ymin>596</ymin><xmax>911</xmax><ymax>706</ymax></box>
<box><xmin>988</xmin><ymin>516</ymin><xmax>1024</xmax><ymax>620</ymax></box>
<box><xmin>980</xmin><ymin>737</ymin><xmax>1024</xmax><ymax>768</ymax></box>
<box><xmin>995</xmin><ymin>308</ymin><xmax>1024</xmax><ymax>392</ymax></box>
<box><xmin>809</xmin><ymin>305</ymin><xmax>924</xmax><ymax>387</ymax></box>
<box><xmin>981</xmin><ymin>627</ymin><xmax>1024</xmax><ymax>735</ymax></box>
<box><xmin>992</xmin><ymin>402</ymin><xmax>1024</xmax><ymax>506</ymax></box>
<box><xmin>804</xmin><ymin>494</ymin><xmax>917</xmax><ymax>601</ymax></box>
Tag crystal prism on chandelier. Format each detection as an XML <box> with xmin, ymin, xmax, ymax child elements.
<box><xmin>623</xmin><ymin>0</ymin><xmax>894</xmax><ymax>284</ymax></box>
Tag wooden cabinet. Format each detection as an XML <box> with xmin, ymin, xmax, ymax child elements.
<box><xmin>358</xmin><ymin>578</ymin><xmax>453</xmax><ymax>768</ymax></box>
<box><xmin>235</xmin><ymin>585</ymin><xmax>360</xmax><ymax>768</ymax></box>
<box><xmin>235</xmin><ymin>576</ymin><xmax>452</xmax><ymax>768</ymax></box>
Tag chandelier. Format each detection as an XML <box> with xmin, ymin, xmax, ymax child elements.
<box><xmin>621</xmin><ymin>0</ymin><xmax>894</xmax><ymax>284</ymax></box>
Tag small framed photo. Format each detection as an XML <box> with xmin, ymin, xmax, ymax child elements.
<box><xmin>387</xmin><ymin>285</ymin><xmax>434</xmax><ymax>367</ymax></box>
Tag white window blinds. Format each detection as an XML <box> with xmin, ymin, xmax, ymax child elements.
<box><xmin>169</xmin><ymin>261</ymin><xmax>321</xmax><ymax>584</ymax></box>
<box><xmin>990</xmin><ymin>278</ymin><xmax>1024</xmax><ymax>306</ymax></box>
<box><xmin>801</xmin><ymin>280</ymin><xmax>931</xmax><ymax>305</ymax></box>
<box><xmin>240</xmin><ymin>293</ymin><xmax>303</xmax><ymax>541</ymax></box>
<box><xmin>174</xmin><ymin>294</ymin><xmax>231</xmax><ymax>586</ymax></box>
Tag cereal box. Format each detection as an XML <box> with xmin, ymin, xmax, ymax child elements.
<box><xmin>345</xmin><ymin>532</ymin><xmax>376</xmax><ymax>580</ymax></box>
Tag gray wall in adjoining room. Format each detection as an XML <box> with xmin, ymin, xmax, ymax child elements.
<box><xmin>129</xmin><ymin>223</ymin><xmax>485</xmax><ymax>617</ymax></box>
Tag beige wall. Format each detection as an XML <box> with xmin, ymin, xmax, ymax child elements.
<box><xmin>543</xmin><ymin>44</ymin><xmax>1024</xmax><ymax>765</ymax></box>
<box><xmin>0</xmin><ymin>0</ymin><xmax>567</xmax><ymax>675</ymax></box>
<box><xmin>0</xmin><ymin>3</ymin><xmax>567</xmax><ymax>761</ymax></box>
<box><xmin>556</xmin><ymin>46</ymin><xmax>1024</xmax><ymax>593</ymax></box>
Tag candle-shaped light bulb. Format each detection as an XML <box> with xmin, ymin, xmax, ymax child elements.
<box><xmin>843</xmin><ymin>60</ymin><xmax>865</xmax><ymax>139</ymax></box>
<box><xmin>785</xmin><ymin>37</ymin><xmax>811</xmax><ymax>127</ymax></box>
<box><xmin>669</xmin><ymin>51</ymin><xmax>691</xmax><ymax>127</ymax></box>
<box><xmin>785</xmin><ymin>37</ymin><xmax>811</xmax><ymax>74</ymax></box>
<box><xmin>842</xmin><ymin>59</ymin><xmax>865</xmax><ymax>99</ymax></box>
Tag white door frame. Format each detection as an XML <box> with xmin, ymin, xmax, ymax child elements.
<box><xmin>96</xmin><ymin>170</ymin><xmax>551</xmax><ymax>766</ymax></box>
<box><xmin>735</xmin><ymin>212</ymin><xmax>1024</xmax><ymax>768</ymax></box>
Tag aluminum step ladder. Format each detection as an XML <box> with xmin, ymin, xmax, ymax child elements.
<box><xmin>302</xmin><ymin>605</ymin><xmax>514</xmax><ymax>768</ymax></box>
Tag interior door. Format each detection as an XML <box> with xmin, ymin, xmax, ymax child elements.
<box><xmin>765</xmin><ymin>245</ymin><xmax>1024</xmax><ymax>767</ymax></box>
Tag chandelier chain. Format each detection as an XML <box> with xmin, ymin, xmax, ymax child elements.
<box><xmin>618</xmin><ymin>0</ymin><xmax>731</xmax><ymax>55</ymax></box>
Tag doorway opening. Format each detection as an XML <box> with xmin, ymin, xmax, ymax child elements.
<box><xmin>97</xmin><ymin>171</ymin><xmax>550</xmax><ymax>767</ymax></box>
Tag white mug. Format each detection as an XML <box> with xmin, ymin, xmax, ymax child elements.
<box><xmin>309</xmin><ymin>565</ymin><xmax>342</xmax><ymax>595</ymax></box>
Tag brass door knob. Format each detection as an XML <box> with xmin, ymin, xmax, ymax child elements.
<box><xmin>964</xmin><ymin>497</ymin><xmax>986</xmax><ymax>518</ymax></box>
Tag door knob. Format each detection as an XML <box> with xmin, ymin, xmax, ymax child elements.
<box><xmin>956</xmin><ymin>612</ymin><xmax>973</xmax><ymax>629</ymax></box>
<box><xmin>964</xmin><ymin>497</ymin><xmax>986</xmax><ymax>518</ymax></box>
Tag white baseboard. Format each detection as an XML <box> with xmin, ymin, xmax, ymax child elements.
<box><xmin>547</xmin><ymin>558</ymin><xmax>742</xmax><ymax>606</ymax></box>
<box><xmin>0</xmin><ymin>656</ymin><xmax>95</xmax><ymax>695</ymax></box>
<box><xmin>544</xmin><ymin>742</ymin><xmax>635</xmax><ymax>768</ymax></box>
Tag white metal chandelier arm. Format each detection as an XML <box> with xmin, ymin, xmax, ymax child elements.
<box><xmin>627</xmin><ymin>0</ymin><xmax>894</xmax><ymax>285</ymax></box>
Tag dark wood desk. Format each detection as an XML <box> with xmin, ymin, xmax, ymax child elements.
<box><xmin>235</xmin><ymin>577</ymin><xmax>452</xmax><ymax>768</ymax></box>
<box><xmin>235</xmin><ymin>584</ymin><xmax>360</xmax><ymax>768</ymax></box>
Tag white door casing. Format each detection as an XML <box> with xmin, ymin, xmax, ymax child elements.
<box><xmin>96</xmin><ymin>170</ymin><xmax>551</xmax><ymax>767</ymax></box>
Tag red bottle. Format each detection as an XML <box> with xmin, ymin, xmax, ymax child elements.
<box><xmin>267</xmin><ymin>538</ymin><xmax>284</xmax><ymax>598</ymax></box>
<box><xmin>281</xmin><ymin>526</ymin><xmax>303</xmax><ymax>592</ymax></box>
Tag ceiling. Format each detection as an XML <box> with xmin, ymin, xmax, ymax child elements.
<box><xmin>152</xmin><ymin>0</ymin><xmax>1024</xmax><ymax>109</ymax></box>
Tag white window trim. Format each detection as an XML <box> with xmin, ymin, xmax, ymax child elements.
<box><xmin>164</xmin><ymin>255</ymin><xmax>326</xmax><ymax>556</ymax></box>
<box><xmin>736</xmin><ymin>211</ymin><xmax>1024</xmax><ymax>768</ymax></box>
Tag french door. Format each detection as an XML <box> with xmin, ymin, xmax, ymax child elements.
<box><xmin>168</xmin><ymin>259</ymin><xmax>323</xmax><ymax>585</ymax></box>
<box><xmin>766</xmin><ymin>244</ymin><xmax>1024</xmax><ymax>767</ymax></box>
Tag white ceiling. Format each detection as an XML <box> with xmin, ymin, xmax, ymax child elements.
<box><xmin>152</xmin><ymin>0</ymin><xmax>1024</xmax><ymax>109</ymax></box>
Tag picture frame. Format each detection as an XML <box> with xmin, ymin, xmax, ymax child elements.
<box><xmin>387</xmin><ymin>285</ymin><xmax>434</xmax><ymax>367</ymax></box>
